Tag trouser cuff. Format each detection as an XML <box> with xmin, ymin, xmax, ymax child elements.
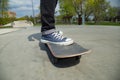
<box><xmin>42</xmin><ymin>29</ymin><xmax>55</xmax><ymax>35</ymax></box>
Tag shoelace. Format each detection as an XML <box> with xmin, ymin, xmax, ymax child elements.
<box><xmin>51</xmin><ymin>32</ymin><xmax>64</xmax><ymax>40</ymax></box>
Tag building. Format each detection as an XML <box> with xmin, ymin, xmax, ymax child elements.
<box><xmin>7</xmin><ymin>11</ymin><xmax>16</xmax><ymax>18</ymax></box>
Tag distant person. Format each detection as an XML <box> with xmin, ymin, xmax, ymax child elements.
<box><xmin>40</xmin><ymin>0</ymin><xmax>73</xmax><ymax>45</ymax></box>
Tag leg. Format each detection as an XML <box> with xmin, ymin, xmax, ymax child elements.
<box><xmin>40</xmin><ymin>0</ymin><xmax>58</xmax><ymax>34</ymax></box>
<box><xmin>40</xmin><ymin>0</ymin><xmax>73</xmax><ymax>45</ymax></box>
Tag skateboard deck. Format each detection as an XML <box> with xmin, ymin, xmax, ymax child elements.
<box><xmin>46</xmin><ymin>43</ymin><xmax>91</xmax><ymax>58</ymax></box>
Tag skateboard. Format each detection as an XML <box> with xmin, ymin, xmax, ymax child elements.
<box><xmin>45</xmin><ymin>43</ymin><xmax>91</xmax><ymax>64</ymax></box>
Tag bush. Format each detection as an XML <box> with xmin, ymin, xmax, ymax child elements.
<box><xmin>0</xmin><ymin>17</ymin><xmax>16</xmax><ymax>25</ymax></box>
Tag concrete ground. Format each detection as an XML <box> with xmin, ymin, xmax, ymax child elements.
<box><xmin>0</xmin><ymin>25</ymin><xmax>120</xmax><ymax>80</ymax></box>
<box><xmin>0</xmin><ymin>28</ymin><xmax>20</xmax><ymax>35</ymax></box>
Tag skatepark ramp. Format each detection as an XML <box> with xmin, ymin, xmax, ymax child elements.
<box><xmin>12</xmin><ymin>20</ymin><xmax>34</xmax><ymax>27</ymax></box>
<box><xmin>4</xmin><ymin>20</ymin><xmax>34</xmax><ymax>27</ymax></box>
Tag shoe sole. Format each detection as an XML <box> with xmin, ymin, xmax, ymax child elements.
<box><xmin>40</xmin><ymin>39</ymin><xmax>74</xmax><ymax>46</ymax></box>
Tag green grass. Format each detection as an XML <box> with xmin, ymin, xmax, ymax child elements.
<box><xmin>32</xmin><ymin>22</ymin><xmax>120</xmax><ymax>27</ymax></box>
<box><xmin>0</xmin><ymin>26</ymin><xmax>12</xmax><ymax>29</ymax></box>
<box><xmin>34</xmin><ymin>23</ymin><xmax>41</xmax><ymax>27</ymax></box>
<box><xmin>86</xmin><ymin>22</ymin><xmax>120</xmax><ymax>26</ymax></box>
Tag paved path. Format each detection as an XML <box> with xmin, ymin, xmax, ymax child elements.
<box><xmin>0</xmin><ymin>25</ymin><xmax>120</xmax><ymax>80</ymax></box>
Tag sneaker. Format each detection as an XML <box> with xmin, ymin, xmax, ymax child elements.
<box><xmin>41</xmin><ymin>31</ymin><xmax>73</xmax><ymax>45</ymax></box>
<box><xmin>57</xmin><ymin>30</ymin><xmax>63</xmax><ymax>35</ymax></box>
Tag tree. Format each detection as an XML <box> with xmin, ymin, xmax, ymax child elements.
<box><xmin>93</xmin><ymin>0</ymin><xmax>110</xmax><ymax>23</ymax></box>
<box><xmin>84</xmin><ymin>0</ymin><xmax>94</xmax><ymax>21</ymax></box>
<box><xmin>72</xmin><ymin>0</ymin><xmax>84</xmax><ymax>24</ymax></box>
<box><xmin>0</xmin><ymin>0</ymin><xmax>9</xmax><ymax>18</ymax></box>
<box><xmin>107</xmin><ymin>6</ymin><xmax>118</xmax><ymax>22</ymax></box>
<box><xmin>59</xmin><ymin>0</ymin><xmax>113</xmax><ymax>24</ymax></box>
<box><xmin>59</xmin><ymin>0</ymin><xmax>75</xmax><ymax>23</ymax></box>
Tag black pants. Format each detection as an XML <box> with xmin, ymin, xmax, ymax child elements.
<box><xmin>40</xmin><ymin>0</ymin><xmax>58</xmax><ymax>32</ymax></box>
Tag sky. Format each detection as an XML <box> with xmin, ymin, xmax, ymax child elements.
<box><xmin>9</xmin><ymin>0</ymin><xmax>120</xmax><ymax>18</ymax></box>
<box><xmin>107</xmin><ymin>0</ymin><xmax>120</xmax><ymax>7</ymax></box>
<box><xmin>9</xmin><ymin>0</ymin><xmax>40</xmax><ymax>18</ymax></box>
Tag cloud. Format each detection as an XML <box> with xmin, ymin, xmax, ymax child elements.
<box><xmin>107</xmin><ymin>0</ymin><xmax>120</xmax><ymax>7</ymax></box>
<box><xmin>9</xmin><ymin>0</ymin><xmax>60</xmax><ymax>17</ymax></box>
<box><xmin>9</xmin><ymin>0</ymin><xmax>119</xmax><ymax>18</ymax></box>
<box><xmin>9</xmin><ymin>0</ymin><xmax>40</xmax><ymax>17</ymax></box>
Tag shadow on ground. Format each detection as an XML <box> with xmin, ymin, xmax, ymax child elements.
<box><xmin>28</xmin><ymin>33</ymin><xmax>81</xmax><ymax>68</ymax></box>
<box><xmin>28</xmin><ymin>33</ymin><xmax>41</xmax><ymax>41</ymax></box>
<box><xmin>0</xmin><ymin>65</ymin><xmax>6</xmax><ymax>80</ymax></box>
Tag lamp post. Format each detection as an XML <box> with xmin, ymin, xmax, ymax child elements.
<box><xmin>0</xmin><ymin>0</ymin><xmax>1</xmax><ymax>17</ymax></box>
<box><xmin>82</xmin><ymin>0</ymin><xmax>85</xmax><ymax>25</ymax></box>
<box><xmin>0</xmin><ymin>0</ymin><xmax>4</xmax><ymax>18</ymax></box>
<box><xmin>31</xmin><ymin>0</ymin><xmax>36</xmax><ymax>24</ymax></box>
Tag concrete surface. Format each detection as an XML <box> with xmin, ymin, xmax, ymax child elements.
<box><xmin>0</xmin><ymin>25</ymin><xmax>120</xmax><ymax>80</ymax></box>
<box><xmin>12</xmin><ymin>20</ymin><xmax>33</xmax><ymax>27</ymax></box>
<box><xmin>0</xmin><ymin>28</ymin><xmax>20</xmax><ymax>35</ymax></box>
<box><xmin>3</xmin><ymin>20</ymin><xmax>33</xmax><ymax>27</ymax></box>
